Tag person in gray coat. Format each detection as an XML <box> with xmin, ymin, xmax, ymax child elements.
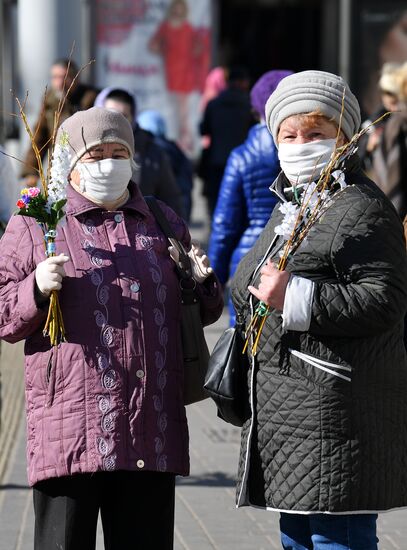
<box><xmin>231</xmin><ymin>71</ymin><xmax>407</xmax><ymax>549</ymax></box>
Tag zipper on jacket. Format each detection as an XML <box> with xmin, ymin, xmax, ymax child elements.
<box><xmin>269</xmin><ymin>172</ymin><xmax>287</xmax><ymax>203</ymax></box>
<box><xmin>237</xmin><ymin>234</ymin><xmax>279</xmax><ymax>507</ymax></box>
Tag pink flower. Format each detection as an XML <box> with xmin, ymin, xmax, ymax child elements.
<box><xmin>27</xmin><ymin>187</ymin><xmax>40</xmax><ymax>197</ymax></box>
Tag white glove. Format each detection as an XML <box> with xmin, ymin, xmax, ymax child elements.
<box><xmin>169</xmin><ymin>241</ymin><xmax>213</xmax><ymax>283</ymax></box>
<box><xmin>35</xmin><ymin>254</ymin><xmax>69</xmax><ymax>297</ymax></box>
<box><xmin>188</xmin><ymin>241</ymin><xmax>213</xmax><ymax>283</ymax></box>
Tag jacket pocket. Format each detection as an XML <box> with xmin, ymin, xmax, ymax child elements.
<box><xmin>45</xmin><ymin>346</ymin><xmax>59</xmax><ymax>407</ymax></box>
<box><xmin>289</xmin><ymin>349</ymin><xmax>352</xmax><ymax>382</ymax></box>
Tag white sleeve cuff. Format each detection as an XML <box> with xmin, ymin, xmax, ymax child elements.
<box><xmin>282</xmin><ymin>275</ymin><xmax>315</xmax><ymax>332</ymax></box>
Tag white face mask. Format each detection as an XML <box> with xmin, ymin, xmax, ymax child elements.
<box><xmin>76</xmin><ymin>158</ymin><xmax>132</xmax><ymax>204</ymax></box>
<box><xmin>278</xmin><ymin>139</ymin><xmax>336</xmax><ymax>185</ymax></box>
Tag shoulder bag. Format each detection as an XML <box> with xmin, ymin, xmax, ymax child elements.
<box><xmin>204</xmin><ymin>315</ymin><xmax>249</xmax><ymax>427</ymax></box>
<box><xmin>145</xmin><ymin>196</ymin><xmax>209</xmax><ymax>405</ymax></box>
<box><xmin>204</xmin><ymin>235</ymin><xmax>279</xmax><ymax>426</ymax></box>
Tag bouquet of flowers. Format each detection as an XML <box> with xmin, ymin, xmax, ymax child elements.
<box><xmin>12</xmin><ymin>57</ymin><xmax>90</xmax><ymax>346</ymax></box>
<box><xmin>244</xmin><ymin>102</ymin><xmax>389</xmax><ymax>355</ymax></box>
<box><xmin>15</xmin><ymin>133</ymin><xmax>70</xmax><ymax>345</ymax></box>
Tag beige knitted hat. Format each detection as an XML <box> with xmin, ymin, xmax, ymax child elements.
<box><xmin>265</xmin><ymin>70</ymin><xmax>361</xmax><ymax>144</ymax></box>
<box><xmin>57</xmin><ymin>107</ymin><xmax>135</xmax><ymax>170</ymax></box>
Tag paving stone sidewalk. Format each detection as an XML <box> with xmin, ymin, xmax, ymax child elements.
<box><xmin>0</xmin><ymin>185</ymin><xmax>406</xmax><ymax>548</ymax></box>
<box><xmin>1</xmin><ymin>315</ymin><xmax>406</xmax><ymax>549</ymax></box>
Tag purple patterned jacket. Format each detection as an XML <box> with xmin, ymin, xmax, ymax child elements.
<box><xmin>0</xmin><ymin>182</ymin><xmax>223</xmax><ymax>486</ymax></box>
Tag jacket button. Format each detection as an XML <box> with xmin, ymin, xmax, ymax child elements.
<box><xmin>136</xmin><ymin>369</ymin><xmax>145</xmax><ymax>379</ymax></box>
<box><xmin>137</xmin><ymin>459</ymin><xmax>145</xmax><ymax>469</ymax></box>
<box><xmin>130</xmin><ymin>282</ymin><xmax>140</xmax><ymax>293</ymax></box>
<box><xmin>114</xmin><ymin>214</ymin><xmax>123</xmax><ymax>223</ymax></box>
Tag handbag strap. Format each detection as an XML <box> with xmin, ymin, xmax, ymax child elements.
<box><xmin>144</xmin><ymin>195</ymin><xmax>193</xmax><ymax>282</ymax></box>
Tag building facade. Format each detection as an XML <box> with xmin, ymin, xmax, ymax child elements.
<box><xmin>1</xmin><ymin>0</ymin><xmax>406</xmax><ymax>144</ymax></box>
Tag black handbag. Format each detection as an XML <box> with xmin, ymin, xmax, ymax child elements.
<box><xmin>204</xmin><ymin>317</ymin><xmax>250</xmax><ymax>427</ymax></box>
<box><xmin>145</xmin><ymin>196</ymin><xmax>209</xmax><ymax>405</ymax></box>
<box><xmin>204</xmin><ymin>233</ymin><xmax>280</xmax><ymax>426</ymax></box>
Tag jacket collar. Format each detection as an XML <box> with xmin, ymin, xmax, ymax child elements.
<box><xmin>269</xmin><ymin>171</ymin><xmax>289</xmax><ymax>202</ymax></box>
<box><xmin>65</xmin><ymin>181</ymin><xmax>151</xmax><ymax>218</ymax></box>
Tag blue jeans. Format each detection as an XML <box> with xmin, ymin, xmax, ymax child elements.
<box><xmin>280</xmin><ymin>512</ymin><xmax>378</xmax><ymax>550</ymax></box>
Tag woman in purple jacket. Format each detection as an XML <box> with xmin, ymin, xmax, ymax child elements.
<box><xmin>0</xmin><ymin>107</ymin><xmax>222</xmax><ymax>550</ymax></box>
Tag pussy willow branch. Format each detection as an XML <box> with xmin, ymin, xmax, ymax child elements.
<box><xmin>8</xmin><ymin>50</ymin><xmax>95</xmax><ymax>186</ymax></box>
<box><xmin>11</xmin><ymin>46</ymin><xmax>94</xmax><ymax>347</ymax></box>
<box><xmin>15</xmin><ymin>95</ymin><xmax>48</xmax><ymax>195</ymax></box>
<box><xmin>0</xmin><ymin>147</ymin><xmax>38</xmax><ymax>173</ymax></box>
<box><xmin>277</xmin><ymin>103</ymin><xmax>391</xmax><ymax>271</ymax></box>
<box><xmin>0</xmin><ymin>109</ymin><xmax>41</xmax><ymax>174</ymax></box>
<box><xmin>39</xmin><ymin>52</ymin><xmax>94</xmax><ymax>176</ymax></box>
<box><xmin>34</xmin><ymin>87</ymin><xmax>49</xmax><ymax>145</ymax></box>
<box><xmin>46</xmin><ymin>52</ymin><xmax>95</xmax><ymax>183</ymax></box>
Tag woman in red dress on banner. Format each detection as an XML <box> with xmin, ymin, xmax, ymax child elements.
<box><xmin>149</xmin><ymin>0</ymin><xmax>203</xmax><ymax>152</ymax></box>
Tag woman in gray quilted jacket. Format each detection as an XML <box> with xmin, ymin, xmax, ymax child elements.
<box><xmin>231</xmin><ymin>71</ymin><xmax>407</xmax><ymax>549</ymax></box>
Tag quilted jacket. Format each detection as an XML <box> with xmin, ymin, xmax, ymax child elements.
<box><xmin>209</xmin><ymin>124</ymin><xmax>279</xmax><ymax>285</ymax></box>
<box><xmin>208</xmin><ymin>124</ymin><xmax>279</xmax><ymax>323</ymax></box>
<box><xmin>0</xmin><ymin>182</ymin><xmax>223</xmax><ymax>486</ymax></box>
<box><xmin>231</xmin><ymin>162</ymin><xmax>407</xmax><ymax>513</ymax></box>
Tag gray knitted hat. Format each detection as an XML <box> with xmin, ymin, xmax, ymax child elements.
<box><xmin>265</xmin><ymin>70</ymin><xmax>361</xmax><ymax>144</ymax></box>
<box><xmin>57</xmin><ymin>106</ymin><xmax>135</xmax><ymax>169</ymax></box>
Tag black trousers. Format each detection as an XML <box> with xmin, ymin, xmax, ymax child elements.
<box><xmin>33</xmin><ymin>470</ymin><xmax>176</xmax><ymax>550</ymax></box>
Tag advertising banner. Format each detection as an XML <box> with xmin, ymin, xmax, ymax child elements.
<box><xmin>95</xmin><ymin>0</ymin><xmax>212</xmax><ymax>155</ymax></box>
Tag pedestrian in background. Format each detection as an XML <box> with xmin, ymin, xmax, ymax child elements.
<box><xmin>231</xmin><ymin>70</ymin><xmax>407</xmax><ymax>549</ymax></box>
<box><xmin>199</xmin><ymin>66</ymin><xmax>227</xmax><ymax>114</ymax></box>
<box><xmin>137</xmin><ymin>109</ymin><xmax>194</xmax><ymax>223</ymax></box>
<box><xmin>148</xmin><ymin>0</ymin><xmax>202</xmax><ymax>153</ymax></box>
<box><xmin>199</xmin><ymin>66</ymin><xmax>255</xmax><ymax>217</ymax></box>
<box><xmin>370</xmin><ymin>62</ymin><xmax>407</xmax><ymax>219</ymax></box>
<box><xmin>0</xmin><ymin>107</ymin><xmax>222</xmax><ymax>549</ymax></box>
<box><xmin>94</xmin><ymin>87</ymin><xmax>185</xmax><ymax>218</ymax></box>
<box><xmin>208</xmin><ymin>70</ymin><xmax>292</xmax><ymax>325</ymax></box>
<box><xmin>196</xmin><ymin>66</ymin><xmax>227</xmax><ymax>201</ymax></box>
<box><xmin>358</xmin><ymin>62</ymin><xmax>402</xmax><ymax>176</ymax></box>
<box><xmin>361</xmin><ymin>9</ymin><xmax>407</xmax><ymax>116</ymax></box>
<box><xmin>20</xmin><ymin>58</ymin><xmax>98</xmax><ymax>187</ymax></box>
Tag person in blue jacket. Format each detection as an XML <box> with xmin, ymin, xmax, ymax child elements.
<box><xmin>137</xmin><ymin>109</ymin><xmax>194</xmax><ymax>223</ymax></box>
<box><xmin>208</xmin><ymin>70</ymin><xmax>293</xmax><ymax>325</ymax></box>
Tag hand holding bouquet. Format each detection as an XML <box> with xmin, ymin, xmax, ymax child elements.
<box><xmin>12</xmin><ymin>56</ymin><xmax>92</xmax><ymax>345</ymax></box>
<box><xmin>15</xmin><ymin>131</ymin><xmax>71</xmax><ymax>345</ymax></box>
